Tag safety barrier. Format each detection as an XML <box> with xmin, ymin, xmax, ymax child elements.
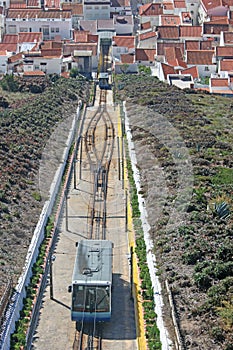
<box><xmin>0</xmin><ymin>102</ymin><xmax>82</xmax><ymax>350</ymax></box>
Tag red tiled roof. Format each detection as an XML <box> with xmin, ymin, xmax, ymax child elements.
<box><xmin>7</xmin><ymin>9</ymin><xmax>71</xmax><ymax>18</ymax></box>
<box><xmin>223</xmin><ymin>31</ymin><xmax>233</xmax><ymax>44</ymax></box>
<box><xmin>141</xmin><ymin>21</ymin><xmax>152</xmax><ymax>30</ymax></box>
<box><xmin>0</xmin><ymin>43</ymin><xmax>17</xmax><ymax>52</ymax></box>
<box><xmin>139</xmin><ymin>31</ymin><xmax>156</xmax><ymax>41</ymax></box>
<box><xmin>181</xmin><ymin>65</ymin><xmax>199</xmax><ymax>79</ymax></box>
<box><xmin>135</xmin><ymin>48</ymin><xmax>156</xmax><ymax>61</ymax></box>
<box><xmin>61</xmin><ymin>3</ymin><xmax>83</xmax><ymax>15</ymax></box>
<box><xmin>208</xmin><ymin>16</ymin><xmax>229</xmax><ymax>23</ymax></box>
<box><xmin>203</xmin><ymin>22</ymin><xmax>229</xmax><ymax>35</ymax></box>
<box><xmin>200</xmin><ymin>40</ymin><xmax>214</xmax><ymax>50</ymax></box>
<box><xmin>120</xmin><ymin>53</ymin><xmax>135</xmax><ymax>63</ymax></box>
<box><xmin>186</xmin><ymin>50</ymin><xmax>214</xmax><ymax>65</ymax></box>
<box><xmin>44</xmin><ymin>0</ymin><xmax>60</xmax><ymax>9</ymax></box>
<box><xmin>139</xmin><ymin>2</ymin><xmax>163</xmax><ymax>16</ymax></box>
<box><xmin>2</xmin><ymin>34</ymin><xmax>18</xmax><ymax>44</ymax></box>
<box><xmin>41</xmin><ymin>48</ymin><xmax>62</xmax><ymax>58</ymax></box>
<box><xmin>173</xmin><ymin>0</ymin><xmax>186</xmax><ymax>8</ymax></box>
<box><xmin>113</xmin><ymin>36</ymin><xmax>135</xmax><ymax>49</ymax></box>
<box><xmin>180</xmin><ymin>26</ymin><xmax>202</xmax><ymax>38</ymax></box>
<box><xmin>61</xmin><ymin>71</ymin><xmax>70</xmax><ymax>78</ymax></box>
<box><xmin>27</xmin><ymin>0</ymin><xmax>40</xmax><ymax>7</ymax></box>
<box><xmin>8</xmin><ymin>52</ymin><xmax>23</xmax><ymax>63</ymax></box>
<box><xmin>164</xmin><ymin>46</ymin><xmax>187</xmax><ymax>68</ymax></box>
<box><xmin>74</xmin><ymin>31</ymin><xmax>89</xmax><ymax>43</ymax></box>
<box><xmin>63</xmin><ymin>43</ymin><xmax>97</xmax><ymax>56</ymax></box>
<box><xmin>163</xmin><ymin>2</ymin><xmax>174</xmax><ymax>10</ymax></box>
<box><xmin>201</xmin><ymin>0</ymin><xmax>224</xmax><ymax>11</ymax></box>
<box><xmin>23</xmin><ymin>70</ymin><xmax>46</xmax><ymax>76</ymax></box>
<box><xmin>160</xmin><ymin>15</ymin><xmax>181</xmax><ymax>26</ymax></box>
<box><xmin>9</xmin><ymin>2</ymin><xmax>27</xmax><ymax>8</ymax></box>
<box><xmin>161</xmin><ymin>62</ymin><xmax>176</xmax><ymax>78</ymax></box>
<box><xmin>216</xmin><ymin>45</ymin><xmax>233</xmax><ymax>57</ymax></box>
<box><xmin>18</xmin><ymin>32</ymin><xmax>42</xmax><ymax>43</ymax></box>
<box><xmin>157</xmin><ymin>42</ymin><xmax>184</xmax><ymax>55</ymax></box>
<box><xmin>185</xmin><ymin>40</ymin><xmax>200</xmax><ymax>50</ymax></box>
<box><xmin>111</xmin><ymin>0</ymin><xmax>130</xmax><ymax>7</ymax></box>
<box><xmin>211</xmin><ymin>77</ymin><xmax>228</xmax><ymax>86</ymax></box>
<box><xmin>157</xmin><ymin>26</ymin><xmax>179</xmax><ymax>39</ymax></box>
<box><xmin>219</xmin><ymin>58</ymin><xmax>233</xmax><ymax>71</ymax></box>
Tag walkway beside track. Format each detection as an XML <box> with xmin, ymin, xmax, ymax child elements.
<box><xmin>32</xmin><ymin>89</ymin><xmax>138</xmax><ymax>350</ymax></box>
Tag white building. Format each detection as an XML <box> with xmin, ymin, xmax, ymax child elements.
<box><xmin>6</xmin><ymin>9</ymin><xmax>72</xmax><ymax>41</ymax></box>
<box><xmin>83</xmin><ymin>0</ymin><xmax>110</xmax><ymax>20</ymax></box>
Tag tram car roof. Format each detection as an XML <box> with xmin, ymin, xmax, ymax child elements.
<box><xmin>72</xmin><ymin>240</ymin><xmax>113</xmax><ymax>286</ymax></box>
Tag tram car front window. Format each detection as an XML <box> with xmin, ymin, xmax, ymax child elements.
<box><xmin>72</xmin><ymin>285</ymin><xmax>110</xmax><ymax>313</ymax></box>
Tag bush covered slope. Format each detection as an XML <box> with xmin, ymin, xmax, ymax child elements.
<box><xmin>0</xmin><ymin>76</ymin><xmax>89</xmax><ymax>296</ymax></box>
<box><xmin>116</xmin><ymin>74</ymin><xmax>233</xmax><ymax>350</ymax></box>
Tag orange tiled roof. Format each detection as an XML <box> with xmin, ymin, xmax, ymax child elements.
<box><xmin>216</xmin><ymin>45</ymin><xmax>233</xmax><ymax>57</ymax></box>
<box><xmin>139</xmin><ymin>31</ymin><xmax>156</xmax><ymax>41</ymax></box>
<box><xmin>200</xmin><ymin>40</ymin><xmax>214</xmax><ymax>50</ymax></box>
<box><xmin>44</xmin><ymin>0</ymin><xmax>60</xmax><ymax>9</ymax></box>
<box><xmin>23</xmin><ymin>70</ymin><xmax>46</xmax><ymax>76</ymax></box>
<box><xmin>9</xmin><ymin>2</ymin><xmax>27</xmax><ymax>8</ymax></box>
<box><xmin>74</xmin><ymin>31</ymin><xmax>89</xmax><ymax>43</ymax></box>
<box><xmin>163</xmin><ymin>2</ymin><xmax>174</xmax><ymax>10</ymax></box>
<box><xmin>41</xmin><ymin>48</ymin><xmax>62</xmax><ymax>58</ymax></box>
<box><xmin>186</xmin><ymin>50</ymin><xmax>215</xmax><ymax>64</ymax></box>
<box><xmin>164</xmin><ymin>46</ymin><xmax>187</xmax><ymax>68</ymax></box>
<box><xmin>7</xmin><ymin>9</ymin><xmax>71</xmax><ymax>19</ymax></box>
<box><xmin>8</xmin><ymin>52</ymin><xmax>23</xmax><ymax>63</ymax></box>
<box><xmin>161</xmin><ymin>62</ymin><xmax>176</xmax><ymax>78</ymax></box>
<box><xmin>160</xmin><ymin>15</ymin><xmax>181</xmax><ymax>26</ymax></box>
<box><xmin>2</xmin><ymin>34</ymin><xmax>18</xmax><ymax>44</ymax></box>
<box><xmin>120</xmin><ymin>53</ymin><xmax>135</xmax><ymax>63</ymax></box>
<box><xmin>223</xmin><ymin>31</ymin><xmax>233</xmax><ymax>44</ymax></box>
<box><xmin>27</xmin><ymin>0</ymin><xmax>40</xmax><ymax>7</ymax></box>
<box><xmin>141</xmin><ymin>21</ymin><xmax>151</xmax><ymax>30</ymax></box>
<box><xmin>201</xmin><ymin>0</ymin><xmax>224</xmax><ymax>11</ymax></box>
<box><xmin>61</xmin><ymin>3</ymin><xmax>83</xmax><ymax>15</ymax></box>
<box><xmin>111</xmin><ymin>0</ymin><xmax>130</xmax><ymax>7</ymax></box>
<box><xmin>113</xmin><ymin>36</ymin><xmax>135</xmax><ymax>49</ymax></box>
<box><xmin>211</xmin><ymin>77</ymin><xmax>229</xmax><ymax>87</ymax></box>
<box><xmin>63</xmin><ymin>43</ymin><xmax>97</xmax><ymax>56</ymax></box>
<box><xmin>157</xmin><ymin>26</ymin><xmax>180</xmax><ymax>39</ymax></box>
<box><xmin>135</xmin><ymin>48</ymin><xmax>156</xmax><ymax>61</ymax></box>
<box><xmin>181</xmin><ymin>65</ymin><xmax>199</xmax><ymax>79</ymax></box>
<box><xmin>0</xmin><ymin>50</ymin><xmax>7</xmax><ymax>56</ymax></box>
<box><xmin>18</xmin><ymin>32</ymin><xmax>42</xmax><ymax>43</ymax></box>
<box><xmin>185</xmin><ymin>40</ymin><xmax>200</xmax><ymax>50</ymax></box>
<box><xmin>173</xmin><ymin>0</ymin><xmax>186</xmax><ymax>8</ymax></box>
<box><xmin>157</xmin><ymin>42</ymin><xmax>184</xmax><ymax>55</ymax></box>
<box><xmin>180</xmin><ymin>26</ymin><xmax>202</xmax><ymax>38</ymax></box>
<box><xmin>0</xmin><ymin>43</ymin><xmax>17</xmax><ymax>52</ymax></box>
<box><xmin>139</xmin><ymin>2</ymin><xmax>163</xmax><ymax>16</ymax></box>
<box><xmin>203</xmin><ymin>22</ymin><xmax>229</xmax><ymax>35</ymax></box>
<box><xmin>219</xmin><ymin>58</ymin><xmax>233</xmax><ymax>71</ymax></box>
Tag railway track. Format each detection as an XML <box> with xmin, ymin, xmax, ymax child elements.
<box><xmin>73</xmin><ymin>323</ymin><xmax>102</xmax><ymax>350</ymax></box>
<box><xmin>85</xmin><ymin>90</ymin><xmax>115</xmax><ymax>240</ymax></box>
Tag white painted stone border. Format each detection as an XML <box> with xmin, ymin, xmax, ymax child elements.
<box><xmin>123</xmin><ymin>102</ymin><xmax>173</xmax><ymax>350</ymax></box>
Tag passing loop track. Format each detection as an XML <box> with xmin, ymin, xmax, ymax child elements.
<box><xmin>84</xmin><ymin>89</ymin><xmax>115</xmax><ymax>240</ymax></box>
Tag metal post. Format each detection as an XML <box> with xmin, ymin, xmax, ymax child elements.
<box><xmin>65</xmin><ymin>189</ymin><xmax>68</xmax><ymax>231</ymax></box>
<box><xmin>73</xmin><ymin>159</ymin><xmax>76</xmax><ymax>189</ymax></box>
<box><xmin>117</xmin><ymin>136</ymin><xmax>121</xmax><ymax>181</ymax></box>
<box><xmin>125</xmin><ymin>190</ymin><xmax>128</xmax><ymax>232</ymax></box>
<box><xmin>49</xmin><ymin>254</ymin><xmax>53</xmax><ymax>300</ymax></box>
<box><xmin>130</xmin><ymin>246</ymin><xmax>133</xmax><ymax>300</ymax></box>
<box><xmin>121</xmin><ymin>137</ymin><xmax>124</xmax><ymax>189</ymax></box>
<box><xmin>79</xmin><ymin>137</ymin><xmax>83</xmax><ymax>180</ymax></box>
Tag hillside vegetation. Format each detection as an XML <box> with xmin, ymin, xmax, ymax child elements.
<box><xmin>0</xmin><ymin>75</ymin><xmax>89</xmax><ymax>296</ymax></box>
<box><xmin>115</xmin><ymin>74</ymin><xmax>233</xmax><ymax>350</ymax></box>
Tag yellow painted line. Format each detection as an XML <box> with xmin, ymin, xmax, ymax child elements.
<box><xmin>117</xmin><ymin>105</ymin><xmax>147</xmax><ymax>350</ymax></box>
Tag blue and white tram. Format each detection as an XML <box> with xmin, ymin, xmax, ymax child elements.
<box><xmin>70</xmin><ymin>240</ymin><xmax>113</xmax><ymax>322</ymax></box>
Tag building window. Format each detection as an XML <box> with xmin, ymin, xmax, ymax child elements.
<box><xmin>19</xmin><ymin>27</ymin><xmax>28</xmax><ymax>32</ymax></box>
<box><xmin>102</xmin><ymin>5</ymin><xmax>108</xmax><ymax>9</ymax></box>
<box><xmin>8</xmin><ymin>25</ymin><xmax>16</xmax><ymax>33</ymax></box>
<box><xmin>95</xmin><ymin>6</ymin><xmax>99</xmax><ymax>9</ymax></box>
<box><xmin>56</xmin><ymin>27</ymin><xmax>59</xmax><ymax>32</ymax></box>
<box><xmin>205</xmin><ymin>66</ymin><xmax>209</xmax><ymax>71</ymax></box>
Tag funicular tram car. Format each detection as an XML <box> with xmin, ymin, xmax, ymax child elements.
<box><xmin>70</xmin><ymin>240</ymin><xmax>113</xmax><ymax>322</ymax></box>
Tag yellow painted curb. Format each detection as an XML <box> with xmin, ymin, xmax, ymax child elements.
<box><xmin>118</xmin><ymin>104</ymin><xmax>147</xmax><ymax>350</ymax></box>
